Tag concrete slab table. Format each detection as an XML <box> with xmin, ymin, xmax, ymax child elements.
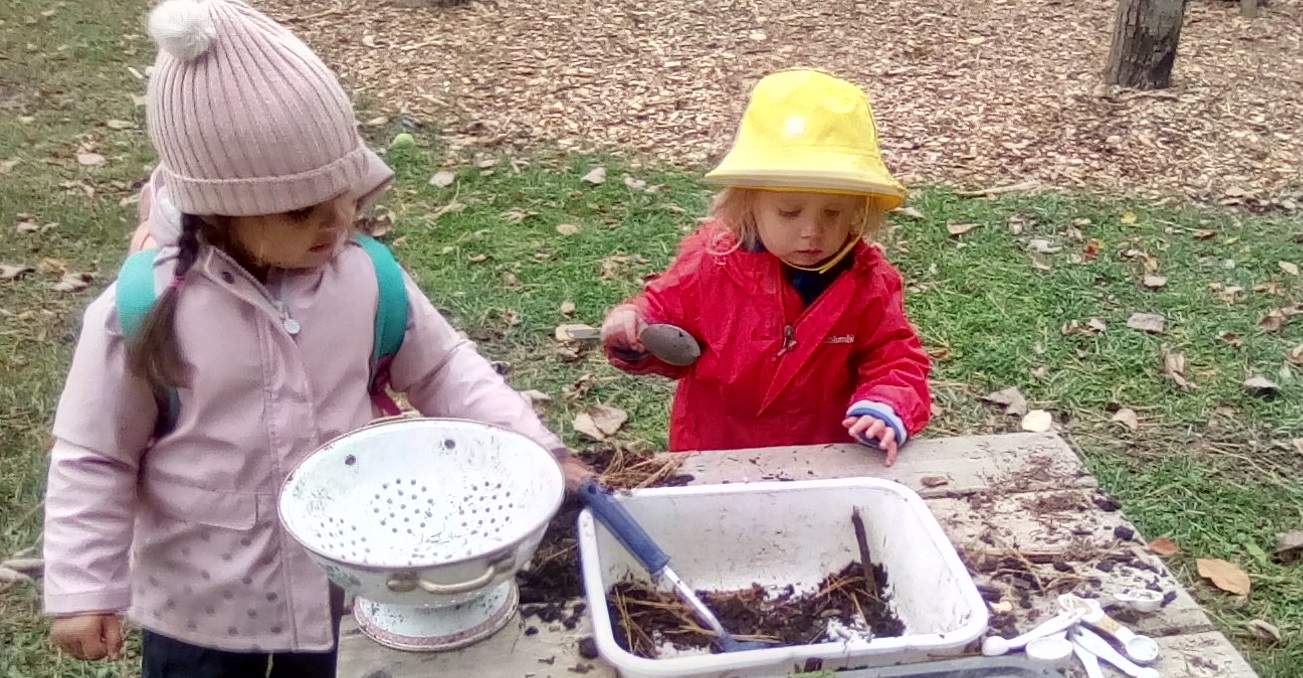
<box><xmin>337</xmin><ymin>432</ymin><xmax>1259</xmax><ymax>678</ymax></box>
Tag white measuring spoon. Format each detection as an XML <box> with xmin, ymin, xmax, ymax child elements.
<box><xmin>1061</xmin><ymin>594</ymin><xmax>1160</xmax><ymax>664</ymax></box>
<box><xmin>1025</xmin><ymin>631</ymin><xmax>1073</xmax><ymax>665</ymax></box>
<box><xmin>1070</xmin><ymin>626</ymin><xmax>1162</xmax><ymax>678</ymax></box>
<box><xmin>1113</xmin><ymin>589</ymin><xmax>1164</xmax><ymax>613</ymax></box>
<box><xmin>1072</xmin><ymin>639</ymin><xmax>1107</xmax><ymax>678</ymax></box>
<box><xmin>981</xmin><ymin>610</ymin><xmax>1084</xmax><ymax>656</ymax></box>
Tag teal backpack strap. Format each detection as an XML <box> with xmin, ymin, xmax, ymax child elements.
<box><xmin>354</xmin><ymin>234</ymin><xmax>408</xmax><ymax>415</ymax></box>
<box><xmin>116</xmin><ymin>249</ymin><xmax>161</xmax><ymax>340</ymax></box>
<box><xmin>115</xmin><ymin>249</ymin><xmax>179</xmax><ymax>434</ymax></box>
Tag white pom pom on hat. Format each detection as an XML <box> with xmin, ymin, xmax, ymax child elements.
<box><xmin>148</xmin><ymin>0</ymin><xmax>216</xmax><ymax>61</ymax></box>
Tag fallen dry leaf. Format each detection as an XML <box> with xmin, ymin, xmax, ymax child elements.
<box><xmin>983</xmin><ymin>386</ymin><xmax>1028</xmax><ymax>417</ymax></box>
<box><xmin>1280</xmin><ymin>261</ymin><xmax>1300</xmax><ymax>277</ymax></box>
<box><xmin>1</xmin><ymin>264</ymin><xmax>34</xmax><ymax>281</ymax></box>
<box><xmin>920</xmin><ymin>475</ymin><xmax>950</xmax><ymax>488</ymax></box>
<box><xmin>105</xmin><ymin>119</ymin><xmax>134</xmax><ymax>130</ymax></box>
<box><xmin>1127</xmin><ymin>312</ymin><xmax>1167</xmax><ymax>334</ymax></box>
<box><xmin>429</xmin><ymin>170</ymin><xmax>456</xmax><ymax>187</ymax></box>
<box><xmin>946</xmin><ymin>221</ymin><xmax>979</xmax><ymax>237</ymax></box>
<box><xmin>0</xmin><ymin>159</ymin><xmax>18</xmax><ymax>174</ymax></box>
<box><xmin>0</xmin><ymin>558</ymin><xmax>42</xmax><ymax>576</ymax></box>
<box><xmin>1275</xmin><ymin>531</ymin><xmax>1303</xmax><ymax>563</ymax></box>
<box><xmin>1062</xmin><ymin>318</ymin><xmax>1107</xmax><ymax>336</ymax></box>
<box><xmin>500</xmin><ymin>208</ymin><xmax>533</xmax><ymax>224</ymax></box>
<box><xmin>1142</xmin><ymin>275</ymin><xmax>1168</xmax><ymax>289</ymax></box>
<box><xmin>433</xmin><ymin>201</ymin><xmax>466</xmax><ymax>219</ymax></box>
<box><xmin>622</xmin><ymin>174</ymin><xmax>657</xmax><ymax>193</ymax></box>
<box><xmin>556</xmin><ymin>223</ymin><xmax>581</xmax><ymax>236</ymax></box>
<box><xmin>573</xmin><ymin>404</ymin><xmax>628</xmax><ymax>441</ymax></box>
<box><xmin>1148</xmin><ymin>538</ymin><xmax>1181</xmax><ymax>556</ymax></box>
<box><xmin>1162</xmin><ymin>348</ymin><xmax>1192</xmax><ymax>390</ymax></box>
<box><xmin>1210</xmin><ymin>282</ymin><xmax>1245</xmax><ymax>304</ymax></box>
<box><xmin>16</xmin><ymin>219</ymin><xmax>39</xmax><ymax>234</ymax></box>
<box><xmin>1021</xmin><ymin>409</ymin><xmax>1053</xmax><ymax>432</ymax></box>
<box><xmin>1028</xmin><ymin>238</ymin><xmax>1061</xmax><ymax>254</ymax></box>
<box><xmin>1111</xmin><ymin>408</ymin><xmax>1140</xmax><ymax>431</ymax></box>
<box><xmin>560</xmin><ymin>300</ymin><xmax>576</xmax><ymax>316</ymax></box>
<box><xmin>1259</xmin><ymin>309</ymin><xmax>1286</xmax><ymax>333</ymax></box>
<box><xmin>1083</xmin><ymin>239</ymin><xmax>1102</xmax><ymax>261</ymax></box>
<box><xmin>466</xmin><ymin>253</ymin><xmax>489</xmax><ymax>263</ymax></box>
<box><xmin>1286</xmin><ymin>345</ymin><xmax>1303</xmax><ymax>366</ymax></box>
<box><xmin>1120</xmin><ymin>211</ymin><xmax>1138</xmax><ymax>224</ymax></box>
<box><xmin>1243</xmin><ymin>376</ymin><xmax>1279</xmax><ymax>397</ymax></box>
<box><xmin>895</xmin><ymin>206</ymin><xmax>925</xmax><ymax>219</ymax></box>
<box><xmin>1196</xmin><ymin>558</ymin><xmax>1251</xmax><ymax>595</ymax></box>
<box><xmin>581</xmin><ymin>166</ymin><xmax>607</xmax><ymax>185</ymax></box>
<box><xmin>519</xmin><ymin>390</ymin><xmax>552</xmax><ymax>407</ymax></box>
<box><xmin>1030</xmin><ymin>255</ymin><xmax>1052</xmax><ymax>272</ymax></box>
<box><xmin>1294</xmin><ymin>439</ymin><xmax>1303</xmax><ymax>455</ymax></box>
<box><xmin>1193</xmin><ymin>229</ymin><xmax>1217</xmax><ymax>240</ymax></box>
<box><xmin>76</xmin><ymin>153</ymin><xmax>105</xmax><ymax>167</ymax></box>
<box><xmin>1245</xmin><ymin>619</ymin><xmax>1282</xmax><ymax>643</ymax></box>
<box><xmin>0</xmin><ymin>566</ymin><xmax>32</xmax><ymax>585</ymax></box>
<box><xmin>51</xmin><ymin>272</ymin><xmax>92</xmax><ymax>293</ymax></box>
<box><xmin>1254</xmin><ymin>280</ymin><xmax>1282</xmax><ymax>296</ymax></box>
<box><xmin>1219</xmin><ymin>331</ymin><xmax>1243</xmax><ymax>348</ymax></box>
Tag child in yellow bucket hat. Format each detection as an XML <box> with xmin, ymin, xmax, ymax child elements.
<box><xmin>601</xmin><ymin>68</ymin><xmax>931</xmax><ymax>464</ymax></box>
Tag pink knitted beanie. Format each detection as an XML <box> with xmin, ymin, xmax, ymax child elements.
<box><xmin>145</xmin><ymin>0</ymin><xmax>392</xmax><ymax>217</ymax></box>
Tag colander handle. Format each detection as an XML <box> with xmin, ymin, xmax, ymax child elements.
<box><xmin>579</xmin><ymin>478</ymin><xmax>670</xmax><ymax>576</ymax></box>
<box><xmin>413</xmin><ymin>557</ymin><xmax>513</xmax><ymax>596</ymax></box>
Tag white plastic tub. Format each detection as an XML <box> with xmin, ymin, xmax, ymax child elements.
<box><xmin>578</xmin><ymin>478</ymin><xmax>988</xmax><ymax>678</ymax></box>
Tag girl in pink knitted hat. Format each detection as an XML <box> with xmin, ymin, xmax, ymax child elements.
<box><xmin>43</xmin><ymin>0</ymin><xmax>591</xmax><ymax>675</ymax></box>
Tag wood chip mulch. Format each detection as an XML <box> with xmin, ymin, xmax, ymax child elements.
<box><xmin>265</xmin><ymin>0</ymin><xmax>1303</xmax><ymax>211</ymax></box>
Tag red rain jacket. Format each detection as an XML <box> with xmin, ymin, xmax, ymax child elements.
<box><xmin>607</xmin><ymin>224</ymin><xmax>932</xmax><ymax>452</ymax></box>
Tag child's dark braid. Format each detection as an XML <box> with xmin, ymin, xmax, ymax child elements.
<box><xmin>172</xmin><ymin>213</ymin><xmax>203</xmax><ymax>283</ymax></box>
<box><xmin>126</xmin><ymin>213</ymin><xmax>205</xmax><ymax>397</ymax></box>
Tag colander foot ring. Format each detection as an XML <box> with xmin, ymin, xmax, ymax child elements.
<box><xmin>353</xmin><ymin>581</ymin><xmax>519</xmax><ymax>652</ymax></box>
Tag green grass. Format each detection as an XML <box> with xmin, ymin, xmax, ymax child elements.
<box><xmin>3</xmin><ymin>0</ymin><xmax>1302</xmax><ymax>675</ymax></box>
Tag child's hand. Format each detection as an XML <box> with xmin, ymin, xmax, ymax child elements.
<box><xmin>601</xmin><ymin>305</ymin><xmax>648</xmax><ymax>358</ymax></box>
<box><xmin>843</xmin><ymin>415</ymin><xmax>900</xmax><ymax>466</ymax></box>
<box><xmin>560</xmin><ymin>455</ymin><xmax>597</xmax><ymax>493</ymax></box>
<box><xmin>50</xmin><ymin>613</ymin><xmax>123</xmax><ymax>661</ymax></box>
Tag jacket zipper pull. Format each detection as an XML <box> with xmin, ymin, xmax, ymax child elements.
<box><xmin>273</xmin><ymin>275</ymin><xmax>302</xmax><ymax>336</ymax></box>
<box><xmin>777</xmin><ymin>324</ymin><xmax>796</xmax><ymax>356</ymax></box>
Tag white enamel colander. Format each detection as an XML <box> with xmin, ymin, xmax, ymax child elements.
<box><xmin>279</xmin><ymin>417</ymin><xmax>565</xmax><ymax>609</ymax></box>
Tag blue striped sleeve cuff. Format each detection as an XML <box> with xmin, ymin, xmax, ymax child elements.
<box><xmin>846</xmin><ymin>400</ymin><xmax>908</xmax><ymax>447</ymax></box>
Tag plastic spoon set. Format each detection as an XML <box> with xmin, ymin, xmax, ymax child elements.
<box><xmin>982</xmin><ymin>592</ymin><xmax>1165</xmax><ymax>676</ymax></box>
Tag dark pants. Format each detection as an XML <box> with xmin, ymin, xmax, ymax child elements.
<box><xmin>142</xmin><ymin>586</ymin><xmax>344</xmax><ymax>678</ymax></box>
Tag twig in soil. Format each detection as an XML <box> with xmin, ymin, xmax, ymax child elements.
<box><xmin>615</xmin><ymin>586</ymin><xmax>656</xmax><ymax>657</ymax></box>
<box><xmin>599</xmin><ymin>452</ymin><xmax>686</xmax><ymax>490</ymax></box>
<box><xmin>850</xmin><ymin>508</ymin><xmax>881</xmax><ymax>602</ymax></box>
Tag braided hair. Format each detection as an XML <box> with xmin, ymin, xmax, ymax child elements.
<box><xmin>126</xmin><ymin>213</ymin><xmax>205</xmax><ymax>397</ymax></box>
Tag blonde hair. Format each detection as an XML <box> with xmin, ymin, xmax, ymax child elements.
<box><xmin>706</xmin><ymin>187</ymin><xmax>887</xmax><ymax>255</ymax></box>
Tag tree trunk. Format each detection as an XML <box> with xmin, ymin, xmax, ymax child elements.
<box><xmin>1104</xmin><ymin>0</ymin><xmax>1187</xmax><ymax>90</ymax></box>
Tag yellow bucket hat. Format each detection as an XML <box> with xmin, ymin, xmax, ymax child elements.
<box><xmin>705</xmin><ymin>69</ymin><xmax>906</xmax><ymax>210</ymax></box>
